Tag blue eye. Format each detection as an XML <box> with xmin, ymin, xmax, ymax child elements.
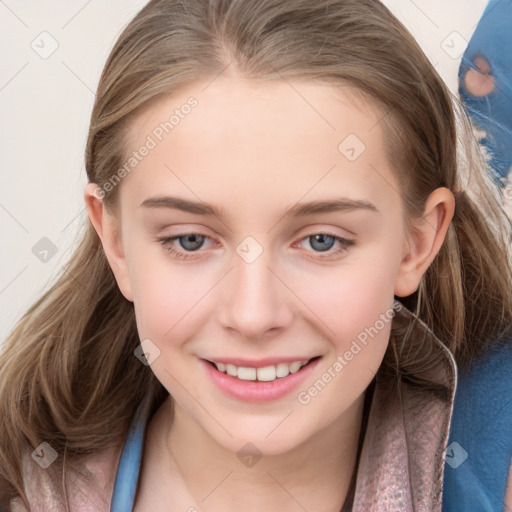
<box><xmin>299</xmin><ymin>233</ymin><xmax>354</xmax><ymax>257</ymax></box>
<box><xmin>175</xmin><ymin>233</ymin><xmax>205</xmax><ymax>251</ymax></box>
<box><xmin>156</xmin><ymin>231</ymin><xmax>354</xmax><ymax>260</ymax></box>
<box><xmin>309</xmin><ymin>234</ymin><xmax>335</xmax><ymax>251</ymax></box>
<box><xmin>156</xmin><ymin>232</ymin><xmax>211</xmax><ymax>259</ymax></box>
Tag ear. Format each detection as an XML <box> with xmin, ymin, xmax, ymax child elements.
<box><xmin>394</xmin><ymin>187</ymin><xmax>455</xmax><ymax>297</ymax></box>
<box><xmin>84</xmin><ymin>183</ymin><xmax>134</xmax><ymax>302</ymax></box>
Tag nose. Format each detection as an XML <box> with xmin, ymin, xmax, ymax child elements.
<box><xmin>218</xmin><ymin>245</ymin><xmax>294</xmax><ymax>341</ymax></box>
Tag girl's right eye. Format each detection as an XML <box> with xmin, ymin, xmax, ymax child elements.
<box><xmin>156</xmin><ymin>232</ymin><xmax>212</xmax><ymax>260</ymax></box>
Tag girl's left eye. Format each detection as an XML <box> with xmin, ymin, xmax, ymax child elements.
<box><xmin>296</xmin><ymin>233</ymin><xmax>354</xmax><ymax>257</ymax></box>
<box><xmin>156</xmin><ymin>231</ymin><xmax>354</xmax><ymax>260</ymax></box>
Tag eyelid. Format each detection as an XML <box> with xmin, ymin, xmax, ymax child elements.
<box><xmin>155</xmin><ymin>230</ymin><xmax>215</xmax><ymax>259</ymax></box>
<box><xmin>156</xmin><ymin>228</ymin><xmax>354</xmax><ymax>260</ymax></box>
<box><xmin>294</xmin><ymin>232</ymin><xmax>354</xmax><ymax>258</ymax></box>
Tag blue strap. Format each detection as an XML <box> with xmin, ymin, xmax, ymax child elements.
<box><xmin>110</xmin><ymin>403</ymin><xmax>149</xmax><ymax>512</ymax></box>
<box><xmin>442</xmin><ymin>340</ymin><xmax>512</xmax><ymax>511</ymax></box>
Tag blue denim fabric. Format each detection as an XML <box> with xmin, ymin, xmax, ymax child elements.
<box><xmin>442</xmin><ymin>340</ymin><xmax>512</xmax><ymax>512</ymax></box>
<box><xmin>444</xmin><ymin>3</ymin><xmax>512</xmax><ymax>508</ymax></box>
<box><xmin>458</xmin><ymin>0</ymin><xmax>512</xmax><ymax>181</ymax></box>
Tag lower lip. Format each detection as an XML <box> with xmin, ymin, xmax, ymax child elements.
<box><xmin>200</xmin><ymin>357</ymin><xmax>322</xmax><ymax>403</ymax></box>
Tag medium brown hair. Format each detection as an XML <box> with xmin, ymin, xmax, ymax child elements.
<box><xmin>1</xmin><ymin>0</ymin><xmax>511</xmax><ymax>507</ymax></box>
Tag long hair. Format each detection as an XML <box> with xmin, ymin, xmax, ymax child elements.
<box><xmin>1</xmin><ymin>0</ymin><xmax>511</xmax><ymax>507</ymax></box>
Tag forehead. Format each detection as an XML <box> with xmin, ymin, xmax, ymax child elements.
<box><xmin>121</xmin><ymin>77</ymin><xmax>400</xmax><ymax>217</ymax></box>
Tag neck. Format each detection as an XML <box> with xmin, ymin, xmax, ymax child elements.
<box><xmin>155</xmin><ymin>393</ymin><xmax>367</xmax><ymax>512</ymax></box>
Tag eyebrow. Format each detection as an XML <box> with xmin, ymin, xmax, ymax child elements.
<box><xmin>140</xmin><ymin>195</ymin><xmax>379</xmax><ymax>218</ymax></box>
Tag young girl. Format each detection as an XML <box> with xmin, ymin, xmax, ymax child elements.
<box><xmin>1</xmin><ymin>0</ymin><xmax>511</xmax><ymax>511</ymax></box>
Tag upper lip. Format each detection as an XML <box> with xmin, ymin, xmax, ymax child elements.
<box><xmin>203</xmin><ymin>356</ymin><xmax>320</xmax><ymax>368</ymax></box>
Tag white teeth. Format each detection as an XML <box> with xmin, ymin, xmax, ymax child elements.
<box><xmin>276</xmin><ymin>363</ymin><xmax>290</xmax><ymax>378</ymax></box>
<box><xmin>226</xmin><ymin>364</ymin><xmax>238</xmax><ymax>377</ymax></box>
<box><xmin>237</xmin><ymin>367</ymin><xmax>257</xmax><ymax>380</ymax></box>
<box><xmin>289</xmin><ymin>361</ymin><xmax>302</xmax><ymax>374</ymax></box>
<box><xmin>257</xmin><ymin>365</ymin><xmax>277</xmax><ymax>381</ymax></box>
<box><xmin>212</xmin><ymin>359</ymin><xmax>312</xmax><ymax>382</ymax></box>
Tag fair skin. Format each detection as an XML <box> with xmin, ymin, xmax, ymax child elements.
<box><xmin>464</xmin><ymin>56</ymin><xmax>495</xmax><ymax>97</ymax></box>
<box><xmin>85</xmin><ymin>76</ymin><xmax>454</xmax><ymax>511</ymax></box>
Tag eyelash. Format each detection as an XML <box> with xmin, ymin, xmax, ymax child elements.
<box><xmin>155</xmin><ymin>231</ymin><xmax>354</xmax><ymax>260</ymax></box>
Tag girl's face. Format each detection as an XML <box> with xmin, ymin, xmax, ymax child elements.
<box><xmin>88</xmin><ymin>77</ymin><xmax>448</xmax><ymax>455</ymax></box>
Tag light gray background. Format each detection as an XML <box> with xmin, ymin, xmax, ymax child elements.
<box><xmin>0</xmin><ymin>1</ymin><xmax>488</xmax><ymax>343</ymax></box>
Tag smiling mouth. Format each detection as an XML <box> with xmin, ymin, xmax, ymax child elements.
<box><xmin>205</xmin><ymin>356</ymin><xmax>322</xmax><ymax>382</ymax></box>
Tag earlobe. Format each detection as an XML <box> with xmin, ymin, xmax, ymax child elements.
<box><xmin>394</xmin><ymin>187</ymin><xmax>455</xmax><ymax>297</ymax></box>
<box><xmin>84</xmin><ymin>183</ymin><xmax>134</xmax><ymax>302</ymax></box>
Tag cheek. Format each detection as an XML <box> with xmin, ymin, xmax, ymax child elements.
<box><xmin>129</xmin><ymin>252</ymin><xmax>198</xmax><ymax>339</ymax></box>
<box><xmin>295</xmin><ymin>265</ymin><xmax>396</xmax><ymax>415</ymax></box>
<box><xmin>297</xmin><ymin>261</ymin><xmax>394</xmax><ymax>423</ymax></box>
<box><xmin>298</xmin><ymin>248</ymin><xmax>400</xmax><ymax>340</ymax></box>
<box><xmin>293</xmin><ymin>245</ymin><xmax>399</xmax><ymax>398</ymax></box>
